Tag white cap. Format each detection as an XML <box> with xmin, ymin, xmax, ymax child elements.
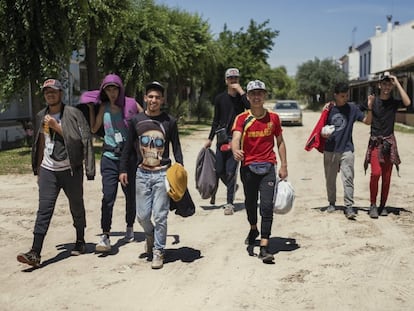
<box><xmin>225</xmin><ymin>68</ymin><xmax>240</xmax><ymax>78</ymax></box>
<box><xmin>246</xmin><ymin>80</ymin><xmax>266</xmax><ymax>92</ymax></box>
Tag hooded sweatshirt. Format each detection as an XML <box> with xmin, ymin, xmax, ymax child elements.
<box><xmin>79</xmin><ymin>74</ymin><xmax>139</xmax><ymax>127</ymax></box>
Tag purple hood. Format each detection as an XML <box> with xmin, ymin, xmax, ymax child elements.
<box><xmin>79</xmin><ymin>74</ymin><xmax>139</xmax><ymax>124</ymax></box>
<box><xmin>99</xmin><ymin>74</ymin><xmax>126</xmax><ymax>108</ymax></box>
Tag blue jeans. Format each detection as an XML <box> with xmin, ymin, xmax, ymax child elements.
<box><xmin>135</xmin><ymin>167</ymin><xmax>169</xmax><ymax>252</ymax></box>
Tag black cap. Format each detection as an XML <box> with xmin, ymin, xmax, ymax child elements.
<box><xmin>145</xmin><ymin>81</ymin><xmax>164</xmax><ymax>95</ymax></box>
<box><xmin>379</xmin><ymin>72</ymin><xmax>391</xmax><ymax>82</ymax></box>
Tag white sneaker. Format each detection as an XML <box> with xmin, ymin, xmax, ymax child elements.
<box><xmin>151</xmin><ymin>249</ymin><xmax>164</xmax><ymax>269</ymax></box>
<box><xmin>95</xmin><ymin>234</ymin><xmax>111</xmax><ymax>252</ymax></box>
<box><xmin>125</xmin><ymin>227</ymin><xmax>134</xmax><ymax>242</ymax></box>
<box><xmin>223</xmin><ymin>203</ymin><xmax>234</xmax><ymax>215</ymax></box>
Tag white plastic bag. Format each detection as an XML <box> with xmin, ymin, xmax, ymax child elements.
<box><xmin>273</xmin><ymin>180</ymin><xmax>295</xmax><ymax>214</ymax></box>
<box><xmin>321</xmin><ymin>124</ymin><xmax>335</xmax><ymax>136</ymax></box>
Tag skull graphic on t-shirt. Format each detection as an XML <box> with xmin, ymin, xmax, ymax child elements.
<box><xmin>139</xmin><ymin>129</ymin><xmax>165</xmax><ymax>167</ymax></box>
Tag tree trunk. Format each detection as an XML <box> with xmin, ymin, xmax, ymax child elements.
<box><xmin>31</xmin><ymin>79</ymin><xmax>42</xmax><ymax>122</ymax></box>
<box><xmin>85</xmin><ymin>22</ymin><xmax>100</xmax><ymax>90</ymax></box>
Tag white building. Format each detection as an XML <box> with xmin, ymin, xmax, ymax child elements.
<box><xmin>341</xmin><ymin>16</ymin><xmax>414</xmax><ymax>115</ymax></box>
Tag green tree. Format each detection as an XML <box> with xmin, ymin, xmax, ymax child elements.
<box><xmin>98</xmin><ymin>0</ymin><xmax>217</xmax><ymax>119</ymax></box>
<box><xmin>296</xmin><ymin>57</ymin><xmax>347</xmax><ymax>105</ymax></box>
<box><xmin>0</xmin><ymin>0</ymin><xmax>78</xmax><ymax>116</ymax></box>
<box><xmin>257</xmin><ymin>65</ymin><xmax>295</xmax><ymax>100</ymax></box>
<box><xmin>213</xmin><ymin>20</ymin><xmax>279</xmax><ymax>96</ymax></box>
<box><xmin>76</xmin><ymin>0</ymin><xmax>132</xmax><ymax>90</ymax></box>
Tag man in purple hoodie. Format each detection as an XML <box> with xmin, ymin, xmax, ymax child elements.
<box><xmin>87</xmin><ymin>74</ymin><xmax>143</xmax><ymax>252</ymax></box>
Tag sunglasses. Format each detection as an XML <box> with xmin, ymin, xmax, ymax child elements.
<box><xmin>139</xmin><ymin>135</ymin><xmax>165</xmax><ymax>148</ymax></box>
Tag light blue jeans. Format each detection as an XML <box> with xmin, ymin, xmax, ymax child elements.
<box><xmin>135</xmin><ymin>167</ymin><xmax>169</xmax><ymax>252</ymax></box>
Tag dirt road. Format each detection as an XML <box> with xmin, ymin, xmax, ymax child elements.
<box><xmin>1</xmin><ymin>110</ymin><xmax>413</xmax><ymax>311</ymax></box>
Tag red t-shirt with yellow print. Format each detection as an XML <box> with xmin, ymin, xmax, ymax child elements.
<box><xmin>232</xmin><ymin>110</ymin><xmax>282</xmax><ymax>167</ymax></box>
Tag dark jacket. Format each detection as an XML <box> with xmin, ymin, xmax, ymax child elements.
<box><xmin>169</xmin><ymin>189</ymin><xmax>196</xmax><ymax>217</ymax></box>
<box><xmin>208</xmin><ymin>91</ymin><xmax>250</xmax><ymax>141</ymax></box>
<box><xmin>32</xmin><ymin>104</ymin><xmax>95</xmax><ymax>179</ymax></box>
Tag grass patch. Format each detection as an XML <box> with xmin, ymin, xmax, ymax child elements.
<box><xmin>395</xmin><ymin>123</ymin><xmax>414</xmax><ymax>134</ymax></box>
<box><xmin>178</xmin><ymin>123</ymin><xmax>210</xmax><ymax>136</ymax></box>
<box><xmin>0</xmin><ymin>147</ymin><xmax>32</xmax><ymax>175</ymax></box>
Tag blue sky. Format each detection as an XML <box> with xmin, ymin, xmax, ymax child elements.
<box><xmin>156</xmin><ymin>0</ymin><xmax>414</xmax><ymax>76</ymax></box>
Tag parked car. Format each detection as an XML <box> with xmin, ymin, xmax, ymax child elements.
<box><xmin>273</xmin><ymin>100</ymin><xmax>303</xmax><ymax>126</ymax></box>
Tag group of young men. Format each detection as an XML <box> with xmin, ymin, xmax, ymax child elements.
<box><xmin>17</xmin><ymin>76</ymin><xmax>182</xmax><ymax>270</ymax></box>
<box><xmin>306</xmin><ymin>72</ymin><xmax>411</xmax><ymax>220</ymax></box>
<box><xmin>16</xmin><ymin>67</ymin><xmax>410</xmax><ymax>269</ymax></box>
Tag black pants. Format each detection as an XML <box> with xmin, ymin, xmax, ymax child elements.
<box><xmin>240</xmin><ymin>165</ymin><xmax>276</xmax><ymax>239</ymax></box>
<box><xmin>100</xmin><ymin>156</ymin><xmax>136</xmax><ymax>233</ymax></box>
<box><xmin>34</xmin><ymin>166</ymin><xmax>85</xmax><ymax>235</ymax></box>
<box><xmin>215</xmin><ymin>147</ymin><xmax>238</xmax><ymax>204</ymax></box>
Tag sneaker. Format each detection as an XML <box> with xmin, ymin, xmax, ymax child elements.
<box><xmin>151</xmin><ymin>249</ymin><xmax>164</xmax><ymax>269</ymax></box>
<box><xmin>326</xmin><ymin>204</ymin><xmax>336</xmax><ymax>213</ymax></box>
<box><xmin>95</xmin><ymin>234</ymin><xmax>111</xmax><ymax>252</ymax></box>
<box><xmin>71</xmin><ymin>240</ymin><xmax>86</xmax><ymax>256</ymax></box>
<box><xmin>17</xmin><ymin>250</ymin><xmax>41</xmax><ymax>267</ymax></box>
<box><xmin>125</xmin><ymin>227</ymin><xmax>134</xmax><ymax>243</ymax></box>
<box><xmin>379</xmin><ymin>206</ymin><xmax>388</xmax><ymax>216</ymax></box>
<box><xmin>369</xmin><ymin>204</ymin><xmax>379</xmax><ymax>219</ymax></box>
<box><xmin>258</xmin><ymin>247</ymin><xmax>274</xmax><ymax>264</ymax></box>
<box><xmin>244</xmin><ymin>229</ymin><xmax>259</xmax><ymax>245</ymax></box>
<box><xmin>345</xmin><ymin>206</ymin><xmax>356</xmax><ymax>219</ymax></box>
<box><xmin>144</xmin><ymin>235</ymin><xmax>154</xmax><ymax>257</ymax></box>
<box><xmin>223</xmin><ymin>203</ymin><xmax>234</xmax><ymax>215</ymax></box>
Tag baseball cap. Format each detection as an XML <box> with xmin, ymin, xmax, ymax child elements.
<box><xmin>42</xmin><ymin>79</ymin><xmax>63</xmax><ymax>91</ymax></box>
<box><xmin>103</xmin><ymin>82</ymin><xmax>120</xmax><ymax>89</ymax></box>
<box><xmin>246</xmin><ymin>80</ymin><xmax>266</xmax><ymax>92</ymax></box>
<box><xmin>225</xmin><ymin>68</ymin><xmax>240</xmax><ymax>78</ymax></box>
<box><xmin>145</xmin><ymin>81</ymin><xmax>165</xmax><ymax>95</ymax></box>
<box><xmin>379</xmin><ymin>71</ymin><xmax>391</xmax><ymax>81</ymax></box>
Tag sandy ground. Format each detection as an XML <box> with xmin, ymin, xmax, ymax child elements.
<box><xmin>1</xmin><ymin>111</ymin><xmax>414</xmax><ymax>311</ymax></box>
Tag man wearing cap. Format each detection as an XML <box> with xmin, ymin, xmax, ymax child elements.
<box><xmin>204</xmin><ymin>68</ymin><xmax>250</xmax><ymax>215</ymax></box>
<box><xmin>360</xmin><ymin>72</ymin><xmax>411</xmax><ymax>218</ymax></box>
<box><xmin>231</xmin><ymin>80</ymin><xmax>287</xmax><ymax>264</ymax></box>
<box><xmin>17</xmin><ymin>78</ymin><xmax>95</xmax><ymax>268</ymax></box>
<box><xmin>120</xmin><ymin>81</ymin><xmax>183</xmax><ymax>269</ymax></box>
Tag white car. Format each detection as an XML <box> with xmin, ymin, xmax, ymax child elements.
<box><xmin>273</xmin><ymin>100</ymin><xmax>303</xmax><ymax>126</ymax></box>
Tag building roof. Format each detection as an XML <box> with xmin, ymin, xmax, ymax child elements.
<box><xmin>390</xmin><ymin>55</ymin><xmax>414</xmax><ymax>71</ymax></box>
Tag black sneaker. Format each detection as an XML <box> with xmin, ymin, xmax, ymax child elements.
<box><xmin>345</xmin><ymin>206</ymin><xmax>356</xmax><ymax>219</ymax></box>
<box><xmin>17</xmin><ymin>250</ymin><xmax>41</xmax><ymax>267</ymax></box>
<box><xmin>369</xmin><ymin>204</ymin><xmax>379</xmax><ymax>219</ymax></box>
<box><xmin>326</xmin><ymin>204</ymin><xmax>336</xmax><ymax>213</ymax></box>
<box><xmin>379</xmin><ymin>206</ymin><xmax>388</xmax><ymax>216</ymax></box>
<box><xmin>244</xmin><ymin>229</ymin><xmax>259</xmax><ymax>245</ymax></box>
<box><xmin>258</xmin><ymin>247</ymin><xmax>274</xmax><ymax>264</ymax></box>
<box><xmin>209</xmin><ymin>194</ymin><xmax>216</xmax><ymax>205</ymax></box>
<box><xmin>71</xmin><ymin>240</ymin><xmax>86</xmax><ymax>256</ymax></box>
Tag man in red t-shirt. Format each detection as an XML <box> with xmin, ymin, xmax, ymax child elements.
<box><xmin>231</xmin><ymin>80</ymin><xmax>288</xmax><ymax>264</ymax></box>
